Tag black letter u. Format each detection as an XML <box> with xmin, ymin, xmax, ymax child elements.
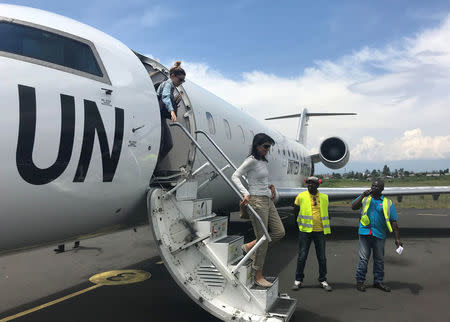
<box><xmin>16</xmin><ymin>85</ymin><xmax>75</xmax><ymax>185</ymax></box>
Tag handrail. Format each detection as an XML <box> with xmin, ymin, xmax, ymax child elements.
<box><xmin>198</xmin><ymin>164</ymin><xmax>231</xmax><ymax>191</ymax></box>
<box><xmin>195</xmin><ymin>130</ymin><xmax>239</xmax><ymax>171</ymax></box>
<box><xmin>195</xmin><ymin>129</ymin><xmax>248</xmax><ymax>184</ymax></box>
<box><xmin>164</xmin><ymin>162</ymin><xmax>210</xmax><ymax>196</ymax></box>
<box><xmin>170</xmin><ymin>123</ymin><xmax>271</xmax><ymax>243</ymax></box>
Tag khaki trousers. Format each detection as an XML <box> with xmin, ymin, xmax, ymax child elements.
<box><xmin>248</xmin><ymin>196</ymin><xmax>285</xmax><ymax>270</ymax></box>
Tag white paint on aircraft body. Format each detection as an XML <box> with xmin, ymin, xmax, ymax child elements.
<box><xmin>0</xmin><ymin>5</ymin><xmax>160</xmax><ymax>251</ymax></box>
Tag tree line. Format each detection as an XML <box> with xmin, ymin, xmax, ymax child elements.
<box><xmin>320</xmin><ymin>166</ymin><xmax>450</xmax><ymax>180</ymax></box>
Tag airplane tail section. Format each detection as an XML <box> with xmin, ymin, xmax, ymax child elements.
<box><xmin>265</xmin><ymin>109</ymin><xmax>356</xmax><ymax>144</ymax></box>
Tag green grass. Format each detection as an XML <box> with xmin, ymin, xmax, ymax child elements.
<box><xmin>321</xmin><ymin>175</ymin><xmax>450</xmax><ymax>188</ymax></box>
<box><xmin>321</xmin><ymin>176</ymin><xmax>450</xmax><ymax>209</ymax></box>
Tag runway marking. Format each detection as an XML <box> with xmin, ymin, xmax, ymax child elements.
<box><xmin>0</xmin><ymin>284</ymin><xmax>101</xmax><ymax>322</ymax></box>
<box><xmin>89</xmin><ymin>269</ymin><xmax>151</xmax><ymax>286</ymax></box>
<box><xmin>417</xmin><ymin>213</ymin><xmax>448</xmax><ymax>217</ymax></box>
<box><xmin>0</xmin><ymin>270</ymin><xmax>151</xmax><ymax>322</ymax></box>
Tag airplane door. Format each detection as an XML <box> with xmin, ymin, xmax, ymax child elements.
<box><xmin>136</xmin><ymin>55</ymin><xmax>197</xmax><ymax>176</ymax></box>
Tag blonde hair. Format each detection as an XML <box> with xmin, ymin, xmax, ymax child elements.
<box><xmin>169</xmin><ymin>61</ymin><xmax>186</xmax><ymax>77</ymax></box>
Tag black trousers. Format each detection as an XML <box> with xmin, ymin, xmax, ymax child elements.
<box><xmin>157</xmin><ymin>118</ymin><xmax>173</xmax><ymax>163</ymax></box>
<box><xmin>295</xmin><ymin>231</ymin><xmax>327</xmax><ymax>282</ymax></box>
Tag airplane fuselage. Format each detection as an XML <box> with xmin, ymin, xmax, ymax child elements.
<box><xmin>0</xmin><ymin>4</ymin><xmax>313</xmax><ymax>253</ymax></box>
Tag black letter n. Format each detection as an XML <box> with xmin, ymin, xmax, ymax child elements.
<box><xmin>73</xmin><ymin>100</ymin><xmax>124</xmax><ymax>182</ymax></box>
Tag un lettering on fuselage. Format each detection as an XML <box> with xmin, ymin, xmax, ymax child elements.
<box><xmin>287</xmin><ymin>159</ymin><xmax>300</xmax><ymax>175</ymax></box>
<box><xmin>15</xmin><ymin>85</ymin><xmax>124</xmax><ymax>185</ymax></box>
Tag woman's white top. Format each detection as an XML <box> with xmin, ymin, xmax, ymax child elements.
<box><xmin>231</xmin><ymin>156</ymin><xmax>271</xmax><ymax>197</ymax></box>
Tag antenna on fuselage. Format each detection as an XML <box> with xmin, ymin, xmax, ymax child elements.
<box><xmin>265</xmin><ymin>109</ymin><xmax>356</xmax><ymax>144</ymax></box>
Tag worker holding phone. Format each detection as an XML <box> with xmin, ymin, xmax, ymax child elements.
<box><xmin>352</xmin><ymin>179</ymin><xmax>403</xmax><ymax>292</ymax></box>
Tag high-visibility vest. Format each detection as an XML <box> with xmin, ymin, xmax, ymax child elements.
<box><xmin>296</xmin><ymin>191</ymin><xmax>331</xmax><ymax>235</ymax></box>
<box><xmin>360</xmin><ymin>196</ymin><xmax>393</xmax><ymax>233</ymax></box>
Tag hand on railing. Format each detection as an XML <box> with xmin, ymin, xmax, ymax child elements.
<box><xmin>240</xmin><ymin>195</ymin><xmax>250</xmax><ymax>206</ymax></box>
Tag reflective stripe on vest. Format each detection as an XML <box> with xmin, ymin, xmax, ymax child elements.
<box><xmin>360</xmin><ymin>196</ymin><xmax>393</xmax><ymax>233</ymax></box>
<box><xmin>297</xmin><ymin>191</ymin><xmax>331</xmax><ymax>235</ymax></box>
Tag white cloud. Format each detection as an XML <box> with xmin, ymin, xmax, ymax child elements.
<box><xmin>389</xmin><ymin>129</ymin><xmax>450</xmax><ymax>160</ymax></box>
<box><xmin>351</xmin><ymin>137</ymin><xmax>386</xmax><ymax>161</ymax></box>
<box><xmin>352</xmin><ymin>129</ymin><xmax>450</xmax><ymax>161</ymax></box>
<box><xmin>162</xmin><ymin>14</ymin><xmax>450</xmax><ymax>161</ymax></box>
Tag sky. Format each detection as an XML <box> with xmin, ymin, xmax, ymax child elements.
<box><xmin>3</xmin><ymin>0</ymin><xmax>450</xmax><ymax>168</ymax></box>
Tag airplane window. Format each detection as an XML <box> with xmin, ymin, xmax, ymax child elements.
<box><xmin>278</xmin><ymin>149</ymin><xmax>280</xmax><ymax>155</ymax></box>
<box><xmin>238</xmin><ymin>126</ymin><xmax>245</xmax><ymax>143</ymax></box>
<box><xmin>288</xmin><ymin>150</ymin><xmax>291</xmax><ymax>157</ymax></box>
<box><xmin>206</xmin><ymin>112</ymin><xmax>216</xmax><ymax>134</ymax></box>
<box><xmin>283</xmin><ymin>149</ymin><xmax>286</xmax><ymax>156</ymax></box>
<box><xmin>223</xmin><ymin>119</ymin><xmax>231</xmax><ymax>140</ymax></box>
<box><xmin>0</xmin><ymin>21</ymin><xmax>103</xmax><ymax>77</ymax></box>
<box><xmin>250</xmin><ymin>130</ymin><xmax>254</xmax><ymax>139</ymax></box>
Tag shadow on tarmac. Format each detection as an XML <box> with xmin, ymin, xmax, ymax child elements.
<box><xmin>385</xmin><ymin>281</ymin><xmax>424</xmax><ymax>295</ymax></box>
<box><xmin>292</xmin><ymin>308</ymin><xmax>340</xmax><ymax>322</ymax></box>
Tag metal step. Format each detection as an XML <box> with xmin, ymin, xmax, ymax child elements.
<box><xmin>193</xmin><ymin>199</ymin><xmax>213</xmax><ymax>219</ymax></box>
<box><xmin>250</xmin><ymin>276</ymin><xmax>279</xmax><ymax>310</ymax></box>
<box><xmin>268</xmin><ymin>296</ymin><xmax>297</xmax><ymax>321</ymax></box>
<box><xmin>149</xmin><ymin>187</ymin><xmax>295</xmax><ymax>321</ymax></box>
<box><xmin>207</xmin><ymin>235</ymin><xmax>244</xmax><ymax>266</ymax></box>
<box><xmin>174</xmin><ymin>180</ymin><xmax>198</xmax><ymax>201</ymax></box>
<box><xmin>151</xmin><ymin>170</ymin><xmax>184</xmax><ymax>185</ymax></box>
<box><xmin>195</xmin><ymin>215</ymin><xmax>227</xmax><ymax>241</ymax></box>
<box><xmin>230</xmin><ymin>258</ymin><xmax>253</xmax><ymax>287</ymax></box>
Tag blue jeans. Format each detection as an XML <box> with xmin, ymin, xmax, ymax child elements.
<box><xmin>355</xmin><ymin>235</ymin><xmax>385</xmax><ymax>284</ymax></box>
<box><xmin>295</xmin><ymin>231</ymin><xmax>327</xmax><ymax>282</ymax></box>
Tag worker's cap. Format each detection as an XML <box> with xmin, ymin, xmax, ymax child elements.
<box><xmin>305</xmin><ymin>176</ymin><xmax>322</xmax><ymax>184</ymax></box>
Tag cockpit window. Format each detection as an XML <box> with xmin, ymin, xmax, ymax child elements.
<box><xmin>0</xmin><ymin>21</ymin><xmax>104</xmax><ymax>78</ymax></box>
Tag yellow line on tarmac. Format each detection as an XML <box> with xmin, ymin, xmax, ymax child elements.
<box><xmin>0</xmin><ymin>284</ymin><xmax>102</xmax><ymax>322</ymax></box>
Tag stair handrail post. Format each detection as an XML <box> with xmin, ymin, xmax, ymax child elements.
<box><xmin>231</xmin><ymin>235</ymin><xmax>267</xmax><ymax>275</ymax></box>
<box><xmin>170</xmin><ymin>122</ymin><xmax>271</xmax><ymax>242</ymax></box>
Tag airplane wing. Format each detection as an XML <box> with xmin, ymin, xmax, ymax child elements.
<box><xmin>277</xmin><ymin>186</ymin><xmax>450</xmax><ymax>203</ymax></box>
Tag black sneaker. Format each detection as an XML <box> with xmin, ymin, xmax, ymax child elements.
<box><xmin>373</xmin><ymin>283</ymin><xmax>391</xmax><ymax>292</ymax></box>
<box><xmin>356</xmin><ymin>282</ymin><xmax>366</xmax><ymax>292</ymax></box>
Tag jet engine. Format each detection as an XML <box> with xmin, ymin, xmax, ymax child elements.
<box><xmin>317</xmin><ymin>137</ymin><xmax>349</xmax><ymax>169</ymax></box>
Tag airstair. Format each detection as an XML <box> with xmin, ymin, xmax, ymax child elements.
<box><xmin>148</xmin><ymin>123</ymin><xmax>296</xmax><ymax>322</ymax></box>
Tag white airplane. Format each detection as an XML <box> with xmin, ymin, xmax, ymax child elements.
<box><xmin>1</xmin><ymin>4</ymin><xmax>449</xmax><ymax>322</ymax></box>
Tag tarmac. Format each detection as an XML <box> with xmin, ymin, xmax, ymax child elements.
<box><xmin>0</xmin><ymin>206</ymin><xmax>449</xmax><ymax>322</ymax></box>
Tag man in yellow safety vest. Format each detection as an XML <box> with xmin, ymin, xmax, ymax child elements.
<box><xmin>292</xmin><ymin>176</ymin><xmax>332</xmax><ymax>292</ymax></box>
<box><xmin>352</xmin><ymin>179</ymin><xmax>402</xmax><ymax>292</ymax></box>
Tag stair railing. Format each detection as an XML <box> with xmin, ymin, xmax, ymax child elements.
<box><xmin>195</xmin><ymin>130</ymin><xmax>239</xmax><ymax>170</ymax></box>
<box><xmin>194</xmin><ymin>130</ymin><xmax>271</xmax><ymax>273</ymax></box>
<box><xmin>170</xmin><ymin>123</ymin><xmax>271</xmax><ymax>255</ymax></box>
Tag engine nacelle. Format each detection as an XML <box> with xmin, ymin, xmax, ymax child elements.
<box><xmin>318</xmin><ymin>137</ymin><xmax>349</xmax><ymax>169</ymax></box>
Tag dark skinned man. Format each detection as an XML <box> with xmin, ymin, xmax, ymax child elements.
<box><xmin>292</xmin><ymin>176</ymin><xmax>332</xmax><ymax>292</ymax></box>
<box><xmin>352</xmin><ymin>179</ymin><xmax>402</xmax><ymax>292</ymax></box>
